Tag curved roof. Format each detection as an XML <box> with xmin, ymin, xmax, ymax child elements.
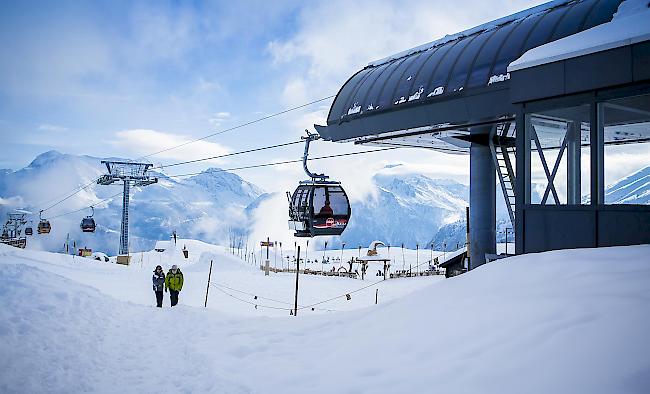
<box><xmin>319</xmin><ymin>0</ymin><xmax>623</xmax><ymax>142</ymax></box>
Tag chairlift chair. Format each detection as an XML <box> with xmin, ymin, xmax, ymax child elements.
<box><xmin>80</xmin><ymin>206</ymin><xmax>96</xmax><ymax>233</ymax></box>
<box><xmin>37</xmin><ymin>210</ymin><xmax>51</xmax><ymax>234</ymax></box>
<box><xmin>287</xmin><ymin>131</ymin><xmax>351</xmax><ymax>237</ymax></box>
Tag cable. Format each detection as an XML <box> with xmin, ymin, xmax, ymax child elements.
<box><xmin>47</xmin><ymin>190</ymin><xmax>124</xmax><ymax>220</ymax></box>
<box><xmin>165</xmin><ymin>147</ymin><xmax>399</xmax><ymax>178</ymax></box>
<box><xmin>298</xmin><ymin>279</ymin><xmax>385</xmax><ymax>310</ymax></box>
<box><xmin>39</xmin><ymin>177</ymin><xmax>101</xmax><ymax>213</ymax></box>
<box><xmin>212</xmin><ymin>281</ymin><xmax>336</xmax><ymax>312</ymax></box>
<box><xmin>210</xmin><ymin>283</ymin><xmax>293</xmax><ymax>311</ymax></box>
<box><xmin>152</xmin><ymin>140</ymin><xmax>303</xmax><ymax>170</ymax></box>
<box><xmin>137</xmin><ymin>95</ymin><xmax>335</xmax><ymax>161</ymax></box>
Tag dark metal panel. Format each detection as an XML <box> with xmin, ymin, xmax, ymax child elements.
<box><xmin>523</xmin><ymin>208</ymin><xmax>596</xmax><ymax>253</ymax></box>
<box><xmin>389</xmin><ymin>51</ymin><xmax>432</xmax><ymax>106</ymax></box>
<box><xmin>363</xmin><ymin>59</ymin><xmax>407</xmax><ymax>113</ymax></box>
<box><xmin>340</xmin><ymin>63</ymin><xmax>391</xmax><ymax>121</ymax></box>
<box><xmin>466</xmin><ymin>21</ymin><xmax>520</xmax><ymax>88</ymax></box>
<box><xmin>376</xmin><ymin>56</ymin><xmax>419</xmax><ymax>110</ymax></box>
<box><xmin>520</xmin><ymin>6</ymin><xmax>568</xmax><ymax>54</ymax></box>
<box><xmin>632</xmin><ymin>41</ymin><xmax>650</xmax><ymax>82</ymax></box>
<box><xmin>598</xmin><ymin>208</ymin><xmax>650</xmax><ymax>247</ymax></box>
<box><xmin>565</xmin><ymin>46</ymin><xmax>633</xmax><ymax>94</ymax></box>
<box><xmin>510</xmin><ymin>61</ymin><xmax>565</xmax><ymax>103</ymax></box>
<box><xmin>407</xmin><ymin>42</ymin><xmax>456</xmax><ymax>103</ymax></box>
<box><xmin>425</xmin><ymin>38</ymin><xmax>471</xmax><ymax>97</ymax></box>
<box><xmin>327</xmin><ymin>68</ymin><xmax>373</xmax><ymax>124</ymax></box>
<box><xmin>549</xmin><ymin>0</ymin><xmax>596</xmax><ymax>41</ymax></box>
<box><xmin>580</xmin><ymin>0</ymin><xmax>622</xmax><ymax>30</ymax></box>
<box><xmin>446</xmin><ymin>30</ymin><xmax>496</xmax><ymax>93</ymax></box>
<box><xmin>489</xmin><ymin>12</ymin><xmax>545</xmax><ymax>81</ymax></box>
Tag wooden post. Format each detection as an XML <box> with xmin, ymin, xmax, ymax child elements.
<box><xmin>375</xmin><ymin>288</ymin><xmax>378</xmax><ymax>305</ymax></box>
<box><xmin>294</xmin><ymin>246</ymin><xmax>300</xmax><ymax>316</ymax></box>
<box><xmin>204</xmin><ymin>260</ymin><xmax>213</xmax><ymax>307</ymax></box>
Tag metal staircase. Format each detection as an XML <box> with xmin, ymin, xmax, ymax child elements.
<box><xmin>490</xmin><ymin>122</ymin><xmax>516</xmax><ymax>229</ymax></box>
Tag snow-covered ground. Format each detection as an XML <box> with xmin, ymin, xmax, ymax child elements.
<box><xmin>1</xmin><ymin>241</ymin><xmax>649</xmax><ymax>393</ymax></box>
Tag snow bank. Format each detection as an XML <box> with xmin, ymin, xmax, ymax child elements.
<box><xmin>1</xmin><ymin>244</ymin><xmax>650</xmax><ymax>393</ymax></box>
<box><xmin>509</xmin><ymin>0</ymin><xmax>650</xmax><ymax>72</ymax></box>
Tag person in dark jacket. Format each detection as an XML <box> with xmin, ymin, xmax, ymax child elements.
<box><xmin>152</xmin><ymin>265</ymin><xmax>166</xmax><ymax>307</ymax></box>
<box><xmin>165</xmin><ymin>264</ymin><xmax>184</xmax><ymax>307</ymax></box>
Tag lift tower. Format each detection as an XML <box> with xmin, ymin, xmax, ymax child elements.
<box><xmin>97</xmin><ymin>161</ymin><xmax>157</xmax><ymax>255</ymax></box>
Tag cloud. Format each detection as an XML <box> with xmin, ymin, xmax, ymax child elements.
<box><xmin>37</xmin><ymin>123</ymin><xmax>68</xmax><ymax>132</ymax></box>
<box><xmin>110</xmin><ymin>129</ymin><xmax>230</xmax><ymax>164</ymax></box>
<box><xmin>208</xmin><ymin>112</ymin><xmax>231</xmax><ymax>127</ymax></box>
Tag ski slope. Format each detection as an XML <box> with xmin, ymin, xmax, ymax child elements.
<box><xmin>1</xmin><ymin>242</ymin><xmax>649</xmax><ymax>393</ymax></box>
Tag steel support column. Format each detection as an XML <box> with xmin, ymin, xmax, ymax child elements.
<box><xmin>119</xmin><ymin>181</ymin><xmax>130</xmax><ymax>255</ymax></box>
<box><xmin>469</xmin><ymin>126</ymin><xmax>496</xmax><ymax>269</ymax></box>
<box><xmin>567</xmin><ymin>121</ymin><xmax>582</xmax><ymax>204</ymax></box>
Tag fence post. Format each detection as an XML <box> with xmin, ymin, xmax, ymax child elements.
<box><xmin>204</xmin><ymin>260</ymin><xmax>213</xmax><ymax>307</ymax></box>
<box><xmin>294</xmin><ymin>246</ymin><xmax>300</xmax><ymax>316</ymax></box>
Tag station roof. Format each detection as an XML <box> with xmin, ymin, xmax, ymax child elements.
<box><xmin>317</xmin><ymin>0</ymin><xmax>623</xmax><ymax>147</ymax></box>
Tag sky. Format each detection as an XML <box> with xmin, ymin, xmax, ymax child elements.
<box><xmin>0</xmin><ymin>0</ymin><xmax>647</xmax><ymax>197</ymax></box>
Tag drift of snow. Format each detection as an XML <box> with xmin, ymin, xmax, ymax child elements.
<box><xmin>2</xmin><ymin>241</ymin><xmax>650</xmax><ymax>393</ymax></box>
<box><xmin>509</xmin><ymin>0</ymin><xmax>650</xmax><ymax>72</ymax></box>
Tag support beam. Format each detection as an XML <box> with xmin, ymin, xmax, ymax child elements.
<box><xmin>567</xmin><ymin>121</ymin><xmax>582</xmax><ymax>205</ymax></box>
<box><xmin>469</xmin><ymin>126</ymin><xmax>496</xmax><ymax>269</ymax></box>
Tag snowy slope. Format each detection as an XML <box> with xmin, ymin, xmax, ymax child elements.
<box><xmin>1</xmin><ymin>242</ymin><xmax>649</xmax><ymax>393</ymax></box>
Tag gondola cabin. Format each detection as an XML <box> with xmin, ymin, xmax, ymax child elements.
<box><xmin>288</xmin><ymin>181</ymin><xmax>351</xmax><ymax>237</ymax></box>
<box><xmin>24</xmin><ymin>227</ymin><xmax>33</xmax><ymax>236</ymax></box>
<box><xmin>37</xmin><ymin>219</ymin><xmax>51</xmax><ymax>234</ymax></box>
<box><xmin>80</xmin><ymin>217</ymin><xmax>96</xmax><ymax>233</ymax></box>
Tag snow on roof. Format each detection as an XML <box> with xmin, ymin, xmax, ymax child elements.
<box><xmin>368</xmin><ymin>0</ymin><xmax>571</xmax><ymax>67</ymax></box>
<box><xmin>509</xmin><ymin>0</ymin><xmax>650</xmax><ymax>72</ymax></box>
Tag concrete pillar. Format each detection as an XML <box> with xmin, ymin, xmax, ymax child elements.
<box><xmin>469</xmin><ymin>132</ymin><xmax>496</xmax><ymax>269</ymax></box>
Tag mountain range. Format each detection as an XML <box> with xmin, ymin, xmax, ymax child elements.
<box><xmin>0</xmin><ymin>151</ymin><xmax>647</xmax><ymax>254</ymax></box>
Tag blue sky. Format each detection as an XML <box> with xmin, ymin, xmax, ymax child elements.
<box><xmin>3</xmin><ymin>0</ymin><xmax>646</xmax><ymax>195</ymax></box>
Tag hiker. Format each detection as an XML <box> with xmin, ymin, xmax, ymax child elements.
<box><xmin>165</xmin><ymin>264</ymin><xmax>184</xmax><ymax>307</ymax></box>
<box><xmin>152</xmin><ymin>265</ymin><xmax>165</xmax><ymax>308</ymax></box>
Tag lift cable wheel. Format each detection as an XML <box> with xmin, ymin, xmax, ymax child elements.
<box><xmin>287</xmin><ymin>130</ymin><xmax>351</xmax><ymax>238</ymax></box>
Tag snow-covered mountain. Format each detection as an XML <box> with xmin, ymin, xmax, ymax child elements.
<box><xmin>0</xmin><ymin>151</ymin><xmax>263</xmax><ymax>254</ymax></box>
<box><xmin>338</xmin><ymin>173</ymin><xmax>468</xmax><ymax>248</ymax></box>
<box><xmin>3</xmin><ymin>151</ymin><xmax>647</xmax><ymax>255</ymax></box>
<box><xmin>605</xmin><ymin>166</ymin><xmax>650</xmax><ymax>204</ymax></box>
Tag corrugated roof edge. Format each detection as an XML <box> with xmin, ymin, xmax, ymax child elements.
<box><xmin>367</xmin><ymin>0</ymin><xmax>572</xmax><ymax>68</ymax></box>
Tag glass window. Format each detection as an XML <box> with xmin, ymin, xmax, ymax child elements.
<box><xmin>425</xmin><ymin>37</ymin><xmax>472</xmax><ymax>98</ymax></box>
<box><xmin>312</xmin><ymin>187</ymin><xmax>348</xmax><ymax>217</ymax></box>
<box><xmin>526</xmin><ymin>105</ymin><xmax>591</xmax><ymax>205</ymax></box>
<box><xmin>490</xmin><ymin>13</ymin><xmax>544</xmax><ymax>80</ymax></box>
<box><xmin>601</xmin><ymin>94</ymin><xmax>650</xmax><ymax>205</ymax></box>
<box><xmin>582</xmin><ymin>0</ymin><xmax>621</xmax><ymax>30</ymax></box>
<box><xmin>446</xmin><ymin>31</ymin><xmax>495</xmax><ymax>93</ymax></box>
<box><xmin>466</xmin><ymin>21</ymin><xmax>519</xmax><ymax>88</ymax></box>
